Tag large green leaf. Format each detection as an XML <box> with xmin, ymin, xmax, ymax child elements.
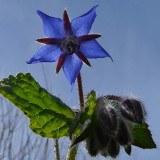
<box><xmin>0</xmin><ymin>73</ymin><xmax>75</xmax><ymax>139</ymax></box>
<box><xmin>131</xmin><ymin>123</ymin><xmax>156</xmax><ymax>149</ymax></box>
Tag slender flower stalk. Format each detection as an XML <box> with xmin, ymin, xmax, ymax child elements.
<box><xmin>77</xmin><ymin>73</ymin><xmax>84</xmax><ymax>109</ymax></box>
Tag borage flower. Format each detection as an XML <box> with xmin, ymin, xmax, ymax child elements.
<box><xmin>27</xmin><ymin>6</ymin><xmax>113</xmax><ymax>88</ymax></box>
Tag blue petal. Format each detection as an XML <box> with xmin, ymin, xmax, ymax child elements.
<box><xmin>37</xmin><ymin>10</ymin><xmax>66</xmax><ymax>38</ymax></box>
<box><xmin>63</xmin><ymin>54</ymin><xmax>82</xmax><ymax>86</ymax></box>
<box><xmin>71</xmin><ymin>5</ymin><xmax>98</xmax><ymax>37</ymax></box>
<box><xmin>80</xmin><ymin>40</ymin><xmax>113</xmax><ymax>60</ymax></box>
<box><xmin>27</xmin><ymin>45</ymin><xmax>61</xmax><ymax>64</ymax></box>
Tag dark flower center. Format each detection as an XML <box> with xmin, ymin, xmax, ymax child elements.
<box><xmin>60</xmin><ymin>35</ymin><xmax>80</xmax><ymax>54</ymax></box>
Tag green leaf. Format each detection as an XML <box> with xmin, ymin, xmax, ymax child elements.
<box><xmin>131</xmin><ymin>123</ymin><xmax>156</xmax><ymax>149</ymax></box>
<box><xmin>0</xmin><ymin>73</ymin><xmax>75</xmax><ymax>139</ymax></box>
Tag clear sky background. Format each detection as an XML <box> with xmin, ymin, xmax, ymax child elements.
<box><xmin>0</xmin><ymin>0</ymin><xmax>160</xmax><ymax>159</ymax></box>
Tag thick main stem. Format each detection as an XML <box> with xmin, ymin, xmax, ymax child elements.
<box><xmin>66</xmin><ymin>141</ymin><xmax>78</xmax><ymax>160</ymax></box>
<box><xmin>77</xmin><ymin>73</ymin><xmax>84</xmax><ymax>110</ymax></box>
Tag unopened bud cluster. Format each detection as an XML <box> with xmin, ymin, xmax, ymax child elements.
<box><xmin>72</xmin><ymin>95</ymin><xmax>146</xmax><ymax>158</ymax></box>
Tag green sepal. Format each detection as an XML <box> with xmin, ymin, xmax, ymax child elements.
<box><xmin>131</xmin><ymin>123</ymin><xmax>156</xmax><ymax>149</ymax></box>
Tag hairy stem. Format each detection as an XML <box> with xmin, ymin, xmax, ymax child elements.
<box><xmin>66</xmin><ymin>140</ymin><xmax>78</xmax><ymax>160</ymax></box>
<box><xmin>54</xmin><ymin>139</ymin><xmax>60</xmax><ymax>160</ymax></box>
<box><xmin>77</xmin><ymin>73</ymin><xmax>84</xmax><ymax>109</ymax></box>
<box><xmin>66</xmin><ymin>73</ymin><xmax>84</xmax><ymax>160</ymax></box>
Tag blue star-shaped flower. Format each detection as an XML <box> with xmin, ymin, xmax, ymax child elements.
<box><xmin>27</xmin><ymin>6</ymin><xmax>112</xmax><ymax>87</ymax></box>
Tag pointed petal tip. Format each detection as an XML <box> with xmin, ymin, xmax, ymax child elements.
<box><xmin>36</xmin><ymin>10</ymin><xmax>47</xmax><ymax>18</ymax></box>
<box><xmin>26</xmin><ymin>60</ymin><xmax>31</xmax><ymax>64</ymax></box>
<box><xmin>87</xmin><ymin>5</ymin><xmax>99</xmax><ymax>18</ymax></box>
<box><xmin>26</xmin><ymin>59</ymin><xmax>37</xmax><ymax>64</ymax></box>
<box><xmin>95</xmin><ymin>4</ymin><xmax>99</xmax><ymax>7</ymax></box>
<box><xmin>110</xmin><ymin>56</ymin><xmax>113</xmax><ymax>62</ymax></box>
<box><xmin>93</xmin><ymin>5</ymin><xmax>99</xmax><ymax>9</ymax></box>
<box><xmin>90</xmin><ymin>5</ymin><xmax>99</xmax><ymax>11</ymax></box>
<box><xmin>92</xmin><ymin>5</ymin><xmax>99</xmax><ymax>14</ymax></box>
<box><xmin>36</xmin><ymin>10</ymin><xmax>42</xmax><ymax>15</ymax></box>
<box><xmin>71</xmin><ymin>83</ymin><xmax>74</xmax><ymax>91</ymax></box>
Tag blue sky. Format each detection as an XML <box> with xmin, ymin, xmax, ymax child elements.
<box><xmin>0</xmin><ymin>0</ymin><xmax>160</xmax><ymax>159</ymax></box>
